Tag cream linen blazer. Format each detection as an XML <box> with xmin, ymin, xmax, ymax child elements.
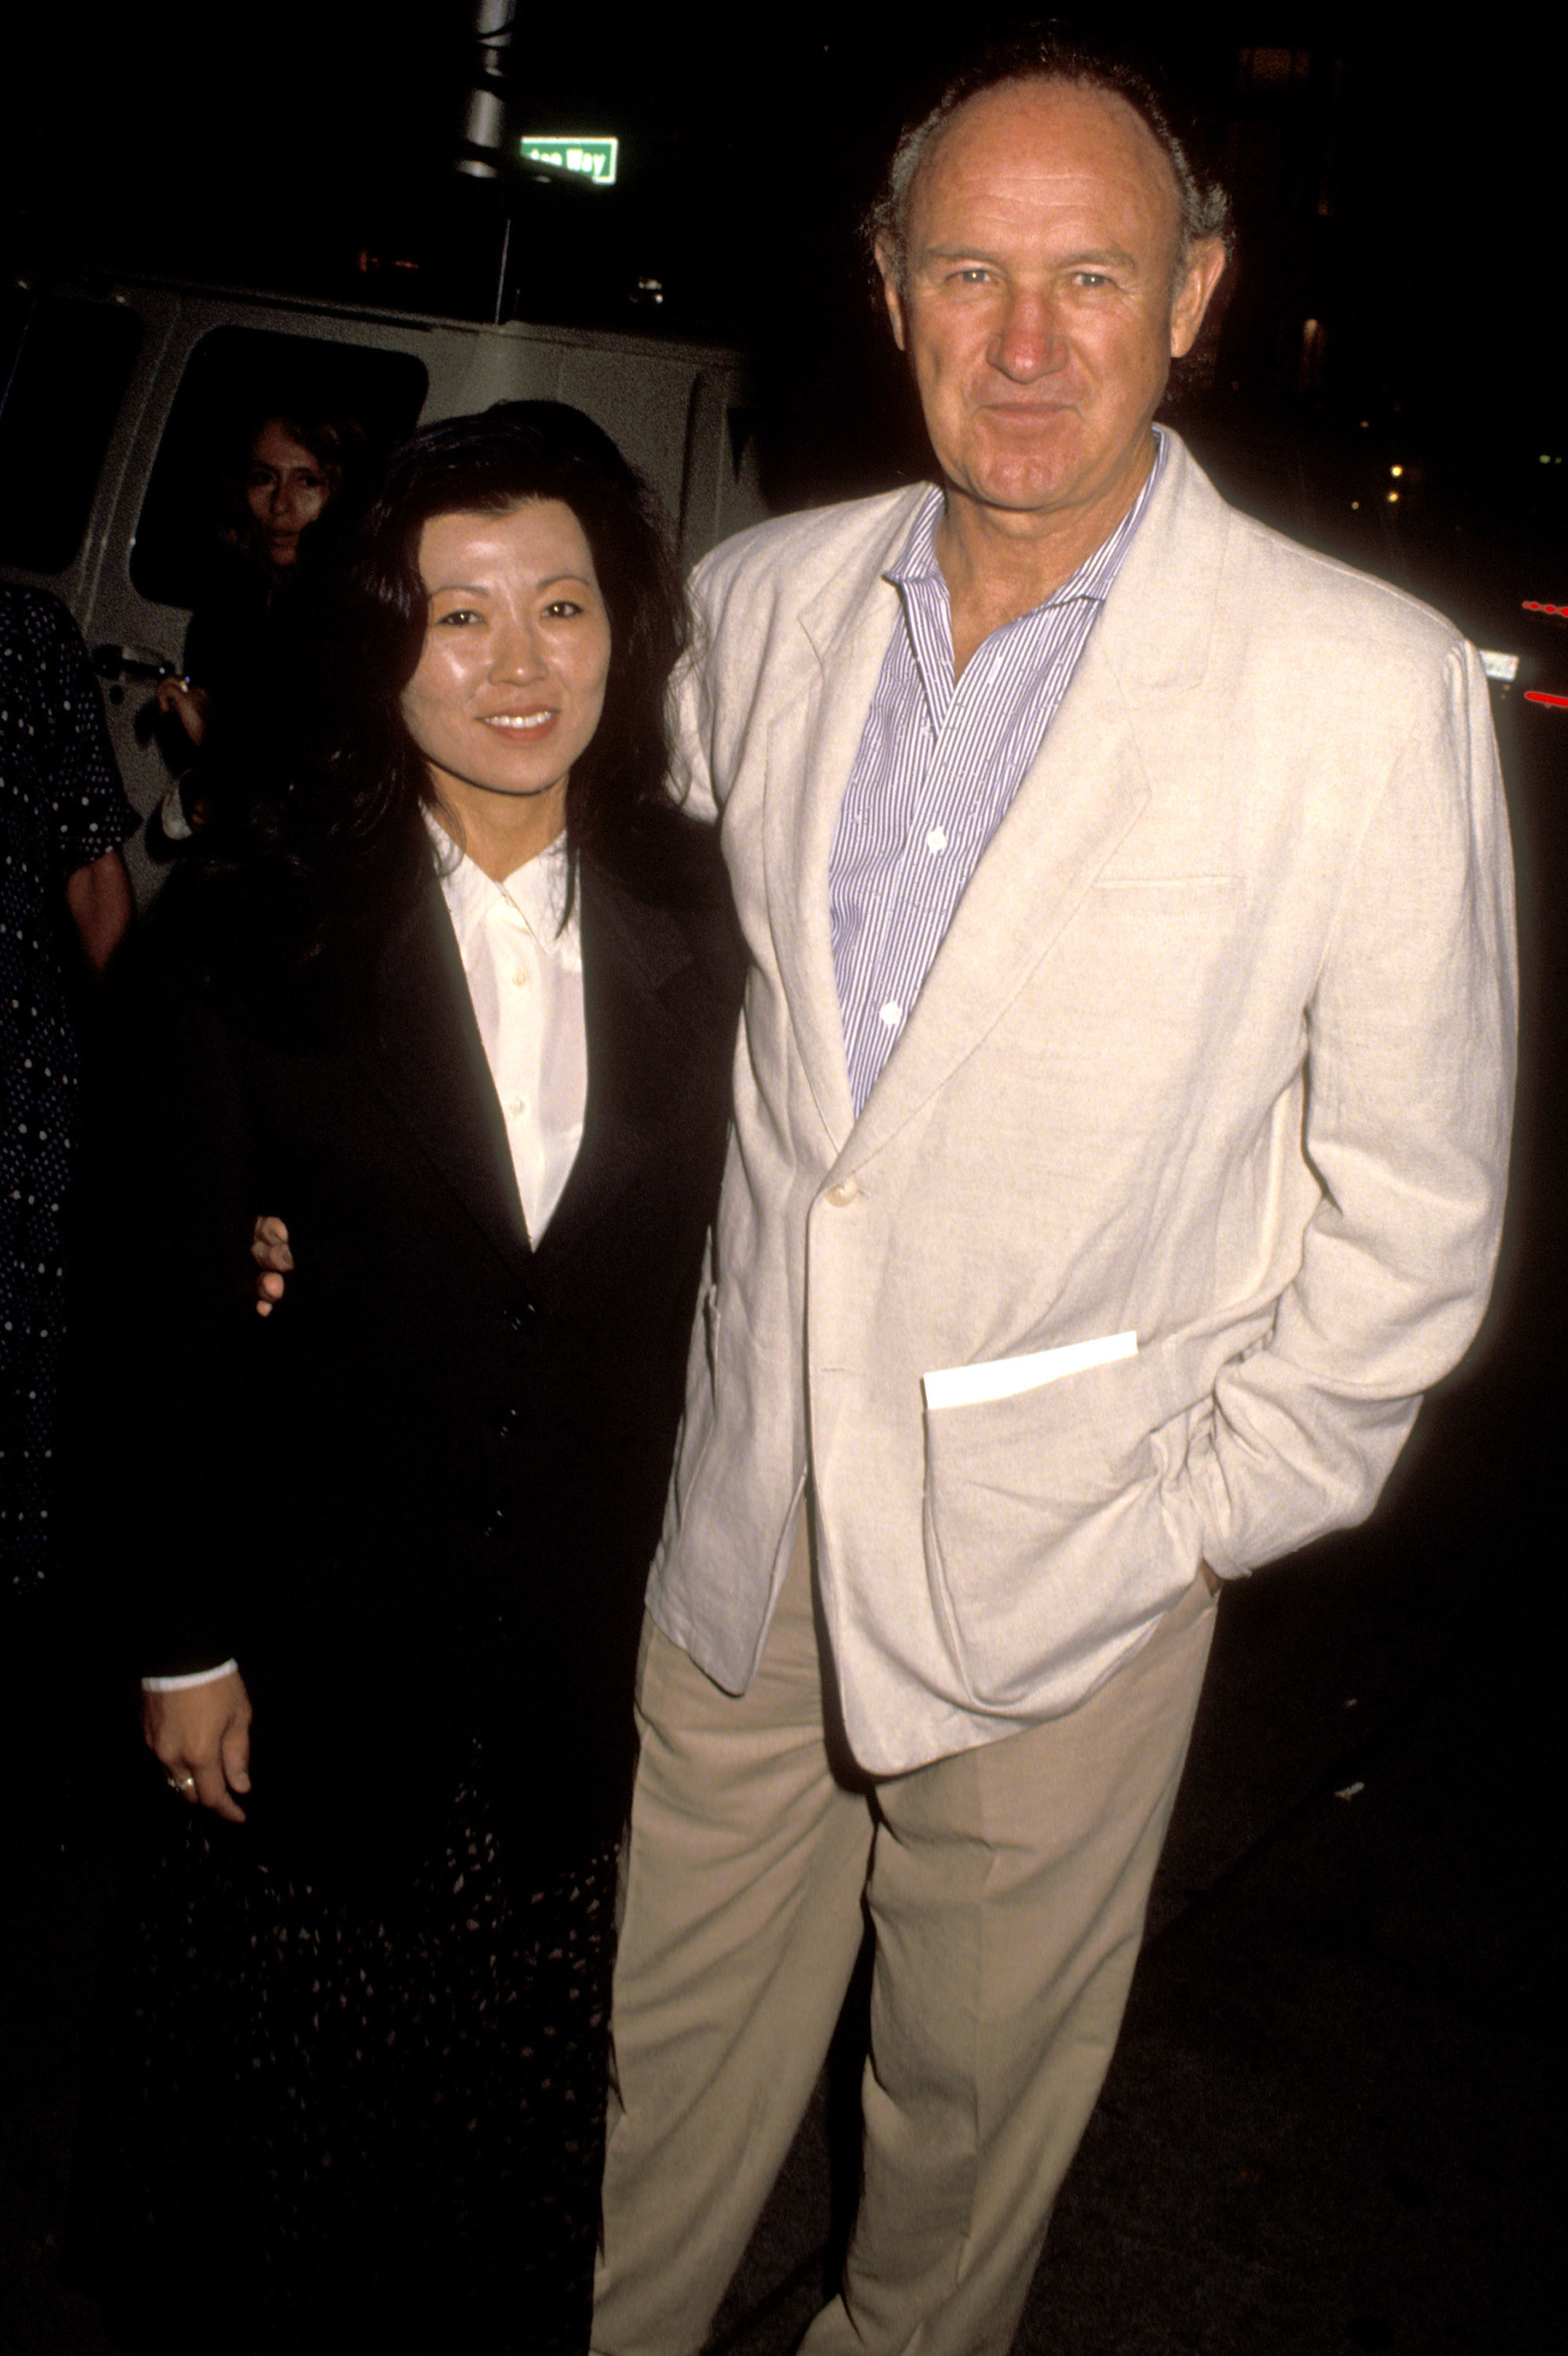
<box><xmin>648</xmin><ymin>431</ymin><xmax>1517</xmax><ymax>1776</ymax></box>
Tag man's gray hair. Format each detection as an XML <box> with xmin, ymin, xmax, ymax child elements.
<box><xmin>866</xmin><ymin>32</ymin><xmax>1232</xmax><ymax>294</ymax></box>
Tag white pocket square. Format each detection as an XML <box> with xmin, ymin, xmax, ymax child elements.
<box><xmin>922</xmin><ymin>1331</ymin><xmax>1137</xmax><ymax>1411</ymax></box>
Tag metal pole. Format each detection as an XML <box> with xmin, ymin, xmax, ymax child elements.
<box><xmin>457</xmin><ymin>0</ymin><xmax>517</xmax><ymax>180</ymax></box>
<box><xmin>492</xmin><ymin>212</ymin><xmax>513</xmax><ymax>326</ymax></box>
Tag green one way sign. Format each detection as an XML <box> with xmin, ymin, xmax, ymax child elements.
<box><xmin>518</xmin><ymin>136</ymin><xmax>620</xmax><ymax>186</ymax></box>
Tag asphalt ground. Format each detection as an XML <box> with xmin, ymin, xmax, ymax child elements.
<box><xmin>3</xmin><ymin>701</ymin><xmax>1561</xmax><ymax>2353</ymax></box>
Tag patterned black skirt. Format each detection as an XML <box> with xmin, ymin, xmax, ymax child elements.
<box><xmin>72</xmin><ymin>1751</ymin><xmax>616</xmax><ymax>2354</ymax></box>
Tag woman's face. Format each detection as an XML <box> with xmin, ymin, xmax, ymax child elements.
<box><xmin>400</xmin><ymin>499</ymin><xmax>612</xmax><ymax>856</ymax></box>
<box><xmin>245</xmin><ymin>419</ymin><xmax>332</xmax><ymax>567</ymax></box>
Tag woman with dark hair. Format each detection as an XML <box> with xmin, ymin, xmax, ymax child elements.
<box><xmin>148</xmin><ymin>408</ymin><xmax>367</xmax><ymax>853</ymax></box>
<box><xmin>71</xmin><ymin>402</ymin><xmax>742</xmax><ymax>2352</ymax></box>
<box><xmin>155</xmin><ymin>406</ymin><xmax>367</xmax><ymax>753</ymax></box>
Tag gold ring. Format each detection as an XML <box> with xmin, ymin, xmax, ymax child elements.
<box><xmin>166</xmin><ymin>1772</ymin><xmax>196</xmax><ymax>1794</ymax></box>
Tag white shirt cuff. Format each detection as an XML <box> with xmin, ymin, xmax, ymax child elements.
<box><xmin>157</xmin><ymin>781</ymin><xmax>194</xmax><ymax>841</ymax></box>
<box><xmin>141</xmin><ymin>1659</ymin><xmax>239</xmax><ymax>1692</ymax></box>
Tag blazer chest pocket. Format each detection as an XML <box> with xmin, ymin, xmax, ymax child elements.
<box><xmin>920</xmin><ymin>1341</ymin><xmax>1195</xmax><ymax>1711</ymax></box>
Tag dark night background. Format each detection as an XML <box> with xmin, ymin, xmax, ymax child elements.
<box><xmin>2</xmin><ymin>10</ymin><xmax>1563</xmax><ymax>2352</ymax></box>
<box><xmin>4</xmin><ymin>8</ymin><xmax>1563</xmax><ymax>599</ymax></box>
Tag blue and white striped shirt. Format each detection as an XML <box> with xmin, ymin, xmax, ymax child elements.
<box><xmin>829</xmin><ymin>432</ymin><xmax>1167</xmax><ymax>1114</ymax></box>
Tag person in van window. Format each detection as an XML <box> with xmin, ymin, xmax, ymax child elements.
<box><xmin>148</xmin><ymin>407</ymin><xmax>367</xmax><ymax>848</ymax></box>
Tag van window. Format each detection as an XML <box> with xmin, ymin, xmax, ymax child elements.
<box><xmin>130</xmin><ymin>327</ymin><xmax>428</xmax><ymax>608</ymax></box>
<box><xmin>0</xmin><ymin>291</ymin><xmax>144</xmax><ymax>573</ymax></box>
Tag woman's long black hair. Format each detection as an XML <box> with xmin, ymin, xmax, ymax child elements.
<box><xmin>204</xmin><ymin>400</ymin><xmax>691</xmax><ymax>943</ymax></box>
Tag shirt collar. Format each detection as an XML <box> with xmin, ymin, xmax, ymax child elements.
<box><xmin>886</xmin><ymin>425</ymin><xmax>1168</xmax><ymax>612</ymax></box>
<box><xmin>425</xmin><ymin>810</ymin><xmax>578</xmax><ymax>957</ymax></box>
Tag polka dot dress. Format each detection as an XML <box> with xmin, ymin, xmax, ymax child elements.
<box><xmin>73</xmin><ymin>1747</ymin><xmax>617</xmax><ymax>2351</ymax></box>
<box><xmin>1</xmin><ymin>588</ymin><xmax>137</xmax><ymax>1593</ymax></box>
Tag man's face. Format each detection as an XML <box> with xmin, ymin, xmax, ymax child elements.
<box><xmin>879</xmin><ymin>79</ymin><xmax>1225</xmax><ymax>533</ymax></box>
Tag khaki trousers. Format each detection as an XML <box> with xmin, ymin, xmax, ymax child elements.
<box><xmin>592</xmin><ymin>1525</ymin><xmax>1217</xmax><ymax>2356</ymax></box>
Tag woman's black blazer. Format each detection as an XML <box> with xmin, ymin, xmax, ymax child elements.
<box><xmin>82</xmin><ymin>814</ymin><xmax>743</xmax><ymax>1884</ymax></box>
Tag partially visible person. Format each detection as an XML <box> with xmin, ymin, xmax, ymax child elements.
<box><xmin>1</xmin><ymin>586</ymin><xmax>135</xmax><ymax>1860</ymax></box>
<box><xmin>1</xmin><ymin>586</ymin><xmax>135</xmax><ymax>1593</ymax></box>
<box><xmin>150</xmin><ymin>407</ymin><xmax>366</xmax><ymax>843</ymax></box>
<box><xmin>68</xmin><ymin>402</ymin><xmax>741</xmax><ymax>2353</ymax></box>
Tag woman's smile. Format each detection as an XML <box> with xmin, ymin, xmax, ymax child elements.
<box><xmin>478</xmin><ymin>706</ymin><xmax>557</xmax><ymax>731</ymax></box>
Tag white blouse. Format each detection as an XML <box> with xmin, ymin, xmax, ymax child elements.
<box><xmin>429</xmin><ymin>821</ymin><xmax>587</xmax><ymax>1240</ymax></box>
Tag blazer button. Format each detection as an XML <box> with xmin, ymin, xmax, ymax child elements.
<box><xmin>502</xmin><ymin>1296</ymin><xmax>539</xmax><ymax>1334</ymax></box>
<box><xmin>494</xmin><ymin>1406</ymin><xmax>522</xmax><ymax>1440</ymax></box>
<box><xmin>481</xmin><ymin>1509</ymin><xmax>506</xmax><ymax>1542</ymax></box>
<box><xmin>825</xmin><ymin>1178</ymin><xmax>859</xmax><ymax>1208</ymax></box>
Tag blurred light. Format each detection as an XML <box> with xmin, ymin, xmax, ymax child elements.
<box><xmin>1359</xmin><ymin>419</ymin><xmax>1370</xmax><ymax>428</ymax></box>
<box><xmin>1390</xmin><ymin>463</ymin><xmax>1404</xmax><ymax>477</ymax></box>
<box><xmin>1387</xmin><ymin>491</ymin><xmax>1399</xmax><ymax>503</ymax></box>
<box><xmin>1523</xmin><ymin>601</ymin><xmax>1568</xmax><ymax>616</ymax></box>
<box><xmin>1351</xmin><ymin>500</ymin><xmax>1360</xmax><ymax>510</ymax></box>
<box><xmin>1479</xmin><ymin>650</ymin><xmax>1520</xmax><ymax>682</ymax></box>
<box><xmin>1524</xmin><ymin>690</ymin><xmax>1568</xmax><ymax>708</ymax></box>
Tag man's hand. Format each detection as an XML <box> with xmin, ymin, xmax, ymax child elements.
<box><xmin>251</xmin><ymin>1215</ymin><xmax>293</xmax><ymax>1316</ymax></box>
<box><xmin>143</xmin><ymin>1671</ymin><xmax>253</xmax><ymax>1822</ymax></box>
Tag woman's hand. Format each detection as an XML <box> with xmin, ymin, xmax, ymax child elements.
<box><xmin>153</xmin><ymin>675</ymin><xmax>210</xmax><ymax>748</ymax></box>
<box><xmin>143</xmin><ymin>1672</ymin><xmax>253</xmax><ymax>1822</ymax></box>
<box><xmin>251</xmin><ymin>1215</ymin><xmax>293</xmax><ymax>1316</ymax></box>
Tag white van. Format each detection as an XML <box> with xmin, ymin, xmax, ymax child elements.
<box><xmin>0</xmin><ymin>269</ymin><xmax>766</xmax><ymax>901</ymax></box>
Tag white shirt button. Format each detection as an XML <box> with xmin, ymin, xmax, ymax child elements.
<box><xmin>825</xmin><ymin>1178</ymin><xmax>859</xmax><ymax>1207</ymax></box>
<box><xmin>925</xmin><ymin>827</ymin><xmax>947</xmax><ymax>855</ymax></box>
<box><xmin>879</xmin><ymin>1001</ymin><xmax>901</xmax><ymax>1030</ymax></box>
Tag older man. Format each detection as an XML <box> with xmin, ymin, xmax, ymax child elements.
<box><xmin>592</xmin><ymin>37</ymin><xmax>1515</xmax><ymax>2356</ymax></box>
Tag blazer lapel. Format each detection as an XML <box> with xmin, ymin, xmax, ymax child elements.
<box><xmin>836</xmin><ymin>434</ymin><xmax>1230</xmax><ymax>1176</ymax></box>
<box><xmin>371</xmin><ymin>877</ymin><xmax>533</xmax><ymax>1273</ymax></box>
<box><xmin>839</xmin><ymin>646</ymin><xmax>1150</xmax><ymax>1172</ymax></box>
<box><xmin>761</xmin><ymin>491</ymin><xmax>928</xmax><ymax>1158</ymax></box>
<box><xmin>532</xmin><ymin>860</ymin><xmax>694</xmax><ymax>1271</ymax></box>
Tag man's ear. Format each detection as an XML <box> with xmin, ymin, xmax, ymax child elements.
<box><xmin>1170</xmin><ymin>236</ymin><xmax>1228</xmax><ymax>360</ymax></box>
<box><xmin>875</xmin><ymin>243</ymin><xmax>908</xmax><ymax>353</ymax></box>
